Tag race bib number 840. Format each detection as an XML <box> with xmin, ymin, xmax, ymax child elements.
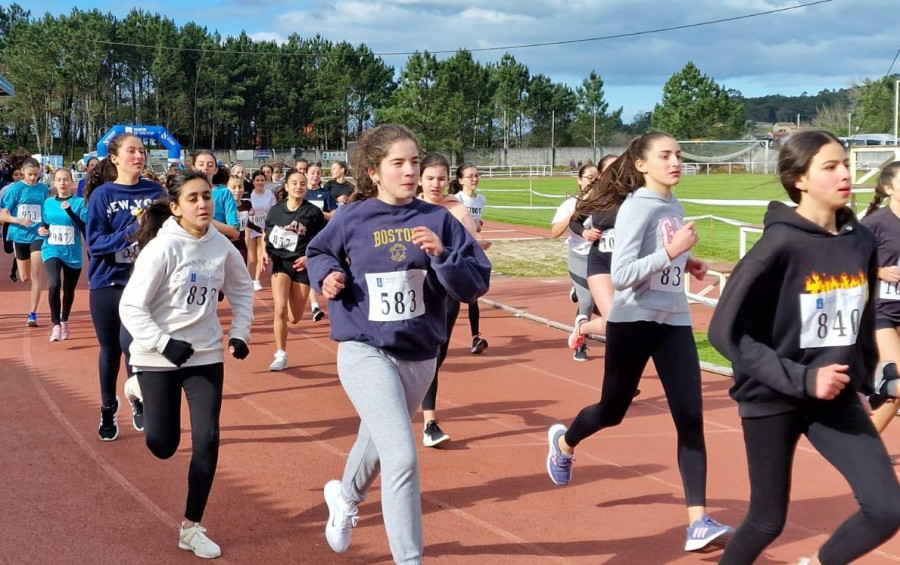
<box><xmin>799</xmin><ymin>285</ymin><xmax>866</xmax><ymax>349</ymax></box>
<box><xmin>365</xmin><ymin>269</ymin><xmax>427</xmax><ymax>322</ymax></box>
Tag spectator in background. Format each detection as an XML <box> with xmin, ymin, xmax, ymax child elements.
<box><xmin>324</xmin><ymin>161</ymin><xmax>354</xmax><ymax>205</ymax></box>
<box><xmin>77</xmin><ymin>157</ymin><xmax>100</xmax><ymax>197</ymax></box>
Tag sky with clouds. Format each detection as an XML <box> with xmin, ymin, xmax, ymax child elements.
<box><xmin>35</xmin><ymin>0</ymin><xmax>899</xmax><ymax>121</ymax></box>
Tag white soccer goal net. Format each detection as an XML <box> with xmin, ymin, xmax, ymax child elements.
<box><xmin>678</xmin><ymin>140</ymin><xmax>772</xmax><ymax>174</ymax></box>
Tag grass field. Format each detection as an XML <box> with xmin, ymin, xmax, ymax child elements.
<box><xmin>480</xmin><ymin>173</ymin><xmax>790</xmax><ymax>264</ymax></box>
<box><xmin>480</xmin><ymin>173</ymin><xmax>783</xmax><ymax>368</ymax></box>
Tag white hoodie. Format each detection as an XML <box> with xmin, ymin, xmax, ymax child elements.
<box><xmin>120</xmin><ymin>216</ymin><xmax>254</xmax><ymax>369</ymax></box>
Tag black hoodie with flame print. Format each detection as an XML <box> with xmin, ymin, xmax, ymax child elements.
<box><xmin>710</xmin><ymin>201</ymin><xmax>879</xmax><ymax>418</ymax></box>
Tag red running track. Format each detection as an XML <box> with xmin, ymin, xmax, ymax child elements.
<box><xmin>3</xmin><ymin>233</ymin><xmax>900</xmax><ymax>564</ymax></box>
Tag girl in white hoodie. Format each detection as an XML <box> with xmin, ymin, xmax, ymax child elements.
<box><xmin>119</xmin><ymin>170</ymin><xmax>254</xmax><ymax>559</ymax></box>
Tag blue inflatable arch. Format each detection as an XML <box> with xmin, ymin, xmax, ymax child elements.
<box><xmin>97</xmin><ymin>125</ymin><xmax>182</xmax><ymax>163</ymax></box>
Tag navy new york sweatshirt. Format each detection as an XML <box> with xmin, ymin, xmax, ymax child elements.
<box><xmin>86</xmin><ymin>179</ymin><xmax>166</xmax><ymax>289</ymax></box>
<box><xmin>307</xmin><ymin>197</ymin><xmax>492</xmax><ymax>361</ymax></box>
<box><xmin>709</xmin><ymin>202</ymin><xmax>879</xmax><ymax>418</ymax></box>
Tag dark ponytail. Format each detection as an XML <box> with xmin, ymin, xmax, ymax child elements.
<box><xmin>866</xmin><ymin>161</ymin><xmax>900</xmax><ymax>217</ymax></box>
<box><xmin>448</xmin><ymin>162</ymin><xmax>476</xmax><ymax>195</ymax></box>
<box><xmin>575</xmin><ymin>132</ymin><xmax>674</xmax><ymax>216</ymax></box>
<box><xmin>83</xmin><ymin>159</ymin><xmax>119</xmax><ymax>202</ymax></box>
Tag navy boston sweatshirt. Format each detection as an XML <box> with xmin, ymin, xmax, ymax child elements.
<box><xmin>307</xmin><ymin>197</ymin><xmax>492</xmax><ymax>361</ymax></box>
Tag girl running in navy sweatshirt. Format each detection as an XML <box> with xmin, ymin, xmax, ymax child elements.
<box><xmin>86</xmin><ymin>134</ymin><xmax>166</xmax><ymax>441</ymax></box>
<box><xmin>119</xmin><ymin>170</ymin><xmax>253</xmax><ymax>559</ymax></box>
<box><xmin>710</xmin><ymin>131</ymin><xmax>900</xmax><ymax>564</ymax></box>
<box><xmin>307</xmin><ymin>124</ymin><xmax>491</xmax><ymax>565</ymax></box>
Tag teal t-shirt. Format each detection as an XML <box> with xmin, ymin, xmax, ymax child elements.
<box><xmin>41</xmin><ymin>196</ymin><xmax>88</xmax><ymax>267</ymax></box>
<box><xmin>1</xmin><ymin>181</ymin><xmax>50</xmax><ymax>244</ymax></box>
<box><xmin>212</xmin><ymin>186</ymin><xmax>240</xmax><ymax>229</ymax></box>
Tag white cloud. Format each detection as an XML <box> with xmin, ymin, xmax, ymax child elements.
<box><xmin>55</xmin><ymin>0</ymin><xmax>893</xmax><ymax>118</ymax></box>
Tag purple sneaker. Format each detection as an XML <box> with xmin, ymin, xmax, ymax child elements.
<box><xmin>546</xmin><ymin>424</ymin><xmax>573</xmax><ymax>486</ymax></box>
<box><xmin>685</xmin><ymin>514</ymin><xmax>733</xmax><ymax>551</ymax></box>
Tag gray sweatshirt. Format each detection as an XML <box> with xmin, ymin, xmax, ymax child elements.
<box><xmin>607</xmin><ymin>187</ymin><xmax>692</xmax><ymax>326</ymax></box>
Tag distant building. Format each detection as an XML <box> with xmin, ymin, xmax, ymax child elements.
<box><xmin>0</xmin><ymin>73</ymin><xmax>13</xmax><ymax>96</ymax></box>
<box><xmin>841</xmin><ymin>133</ymin><xmax>898</xmax><ymax>147</ymax></box>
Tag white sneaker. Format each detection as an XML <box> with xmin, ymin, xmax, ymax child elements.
<box><xmin>124</xmin><ymin>376</ymin><xmax>143</xmax><ymax>403</ymax></box>
<box><xmin>179</xmin><ymin>522</ymin><xmax>221</xmax><ymax>559</ymax></box>
<box><xmin>252</xmin><ymin>280</ymin><xmax>263</xmax><ymax>291</ymax></box>
<box><xmin>49</xmin><ymin>325</ymin><xmax>61</xmax><ymax>342</ymax></box>
<box><xmin>269</xmin><ymin>353</ymin><xmax>288</xmax><ymax>371</ymax></box>
<box><xmin>324</xmin><ymin>480</ymin><xmax>358</xmax><ymax>553</ymax></box>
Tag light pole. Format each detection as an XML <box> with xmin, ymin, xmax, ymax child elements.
<box><xmin>894</xmin><ymin>79</ymin><xmax>899</xmax><ymax>145</ymax></box>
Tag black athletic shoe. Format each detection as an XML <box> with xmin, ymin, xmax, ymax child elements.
<box><xmin>98</xmin><ymin>397</ymin><xmax>120</xmax><ymax>441</ymax></box>
<box><xmin>312</xmin><ymin>307</ymin><xmax>326</xmax><ymax>323</ymax></box>
<box><xmin>569</xmin><ymin>286</ymin><xmax>578</xmax><ymax>303</ymax></box>
<box><xmin>471</xmin><ymin>336</ymin><xmax>488</xmax><ymax>354</ymax></box>
<box><xmin>573</xmin><ymin>344</ymin><xmax>588</xmax><ymax>362</ymax></box>
<box><xmin>129</xmin><ymin>398</ymin><xmax>144</xmax><ymax>432</ymax></box>
<box><xmin>9</xmin><ymin>273</ymin><xmax>18</xmax><ymax>283</ymax></box>
<box><xmin>423</xmin><ymin>420</ymin><xmax>450</xmax><ymax>448</ymax></box>
<box><xmin>871</xmin><ymin>362</ymin><xmax>900</xmax><ymax>409</ymax></box>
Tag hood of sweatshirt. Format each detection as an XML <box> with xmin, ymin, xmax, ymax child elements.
<box><xmin>762</xmin><ymin>200</ymin><xmax>858</xmax><ymax>236</ymax></box>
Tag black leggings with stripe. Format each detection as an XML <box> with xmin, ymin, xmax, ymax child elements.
<box><xmin>564</xmin><ymin>321</ymin><xmax>708</xmax><ymax>506</ymax></box>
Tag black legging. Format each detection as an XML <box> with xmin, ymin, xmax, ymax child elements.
<box><xmin>139</xmin><ymin>363</ymin><xmax>223</xmax><ymax>523</ymax></box>
<box><xmin>422</xmin><ymin>299</ymin><xmax>461</xmax><ymax>411</ymax></box>
<box><xmin>44</xmin><ymin>258</ymin><xmax>81</xmax><ymax>325</ymax></box>
<box><xmin>565</xmin><ymin>321</ymin><xmax>707</xmax><ymax>506</ymax></box>
<box><xmin>89</xmin><ymin>286</ymin><xmax>134</xmax><ymax>407</ymax></box>
<box><xmin>467</xmin><ymin>301</ymin><xmax>480</xmax><ymax>337</ymax></box>
<box><xmin>721</xmin><ymin>399</ymin><xmax>900</xmax><ymax>565</ymax></box>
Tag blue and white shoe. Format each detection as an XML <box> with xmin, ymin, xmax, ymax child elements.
<box><xmin>685</xmin><ymin>514</ymin><xmax>733</xmax><ymax>551</ymax></box>
<box><xmin>546</xmin><ymin>424</ymin><xmax>573</xmax><ymax>486</ymax></box>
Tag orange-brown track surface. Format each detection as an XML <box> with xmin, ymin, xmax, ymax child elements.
<box><xmin>3</xmin><ymin>220</ymin><xmax>900</xmax><ymax>564</ymax></box>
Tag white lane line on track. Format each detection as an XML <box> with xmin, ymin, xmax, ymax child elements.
<box><xmin>22</xmin><ymin>332</ymin><xmax>176</xmax><ymax>526</ymax></box>
<box><xmin>21</xmin><ymin>331</ymin><xmax>244</xmax><ymax>563</ymax></box>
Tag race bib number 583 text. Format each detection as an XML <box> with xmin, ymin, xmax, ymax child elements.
<box><xmin>365</xmin><ymin>269</ymin><xmax>427</xmax><ymax>322</ymax></box>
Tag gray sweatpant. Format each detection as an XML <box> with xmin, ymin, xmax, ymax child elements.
<box><xmin>337</xmin><ymin>341</ymin><xmax>437</xmax><ymax>565</ymax></box>
<box><xmin>568</xmin><ymin>250</ymin><xmax>594</xmax><ymax>319</ymax></box>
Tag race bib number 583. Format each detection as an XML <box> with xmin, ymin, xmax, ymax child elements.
<box><xmin>365</xmin><ymin>269</ymin><xmax>427</xmax><ymax>322</ymax></box>
<box><xmin>799</xmin><ymin>285</ymin><xmax>866</xmax><ymax>349</ymax></box>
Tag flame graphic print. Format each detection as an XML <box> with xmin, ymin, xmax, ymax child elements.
<box><xmin>804</xmin><ymin>271</ymin><xmax>868</xmax><ymax>294</ymax></box>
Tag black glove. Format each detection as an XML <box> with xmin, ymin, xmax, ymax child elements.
<box><xmin>162</xmin><ymin>338</ymin><xmax>194</xmax><ymax>367</ymax></box>
<box><xmin>229</xmin><ymin>338</ymin><xmax>249</xmax><ymax>360</ymax></box>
